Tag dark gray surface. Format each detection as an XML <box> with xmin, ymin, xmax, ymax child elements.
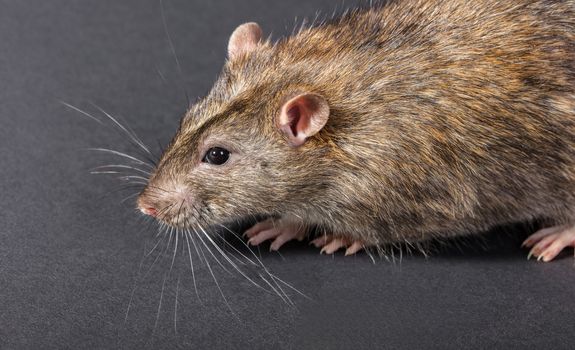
<box><xmin>1</xmin><ymin>1</ymin><xmax>573</xmax><ymax>349</ymax></box>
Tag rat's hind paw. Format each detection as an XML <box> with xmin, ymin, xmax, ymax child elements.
<box><xmin>244</xmin><ymin>218</ymin><xmax>306</xmax><ymax>251</ymax></box>
<box><xmin>310</xmin><ymin>234</ymin><xmax>365</xmax><ymax>256</ymax></box>
<box><xmin>522</xmin><ymin>224</ymin><xmax>575</xmax><ymax>262</ymax></box>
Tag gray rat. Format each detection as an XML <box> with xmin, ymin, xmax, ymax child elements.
<box><xmin>137</xmin><ymin>0</ymin><xmax>575</xmax><ymax>262</ymax></box>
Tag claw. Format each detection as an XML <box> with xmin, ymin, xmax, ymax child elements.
<box><xmin>314</xmin><ymin>234</ymin><xmax>365</xmax><ymax>256</ymax></box>
<box><xmin>523</xmin><ymin>224</ymin><xmax>575</xmax><ymax>262</ymax></box>
<box><xmin>320</xmin><ymin>238</ymin><xmax>346</xmax><ymax>254</ymax></box>
<box><xmin>245</xmin><ymin>220</ymin><xmax>368</xmax><ymax>256</ymax></box>
<box><xmin>345</xmin><ymin>241</ymin><xmax>364</xmax><ymax>256</ymax></box>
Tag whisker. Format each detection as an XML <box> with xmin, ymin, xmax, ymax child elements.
<box><xmin>97</xmin><ymin>184</ymin><xmax>146</xmax><ymax>201</ymax></box>
<box><xmin>154</xmin><ymin>203</ymin><xmax>177</xmax><ymax>222</ymax></box>
<box><xmin>123</xmin><ymin>181</ymin><xmax>148</xmax><ymax>187</ymax></box>
<box><xmin>119</xmin><ymin>175</ymin><xmax>150</xmax><ymax>182</ymax></box>
<box><xmin>92</xmin><ymin>164</ymin><xmax>151</xmax><ymax>176</ymax></box>
<box><xmin>217</xmin><ymin>224</ymin><xmax>280</xmax><ymax>275</ymax></box>
<box><xmin>60</xmin><ymin>101</ymin><xmax>104</xmax><ymax>125</ymax></box>
<box><xmin>169</xmin><ymin>228</ymin><xmax>179</xmax><ymax>274</ymax></box>
<box><xmin>123</xmin><ymin>239</ymin><xmax>150</xmax><ymax>324</ymax></box>
<box><xmin>193</xmin><ymin>226</ymin><xmax>231</xmax><ymax>275</ymax></box>
<box><xmin>216</xmin><ymin>224</ymin><xmax>258</xmax><ymax>266</ymax></box>
<box><xmin>184</xmin><ymin>229</ymin><xmax>202</xmax><ymax>303</ymax></box>
<box><xmin>90</xmin><ymin>102</ymin><xmax>156</xmax><ymax>163</ymax></box>
<box><xmin>155</xmin><ymin>65</ymin><xmax>169</xmax><ymax>84</ymax></box>
<box><xmin>258</xmin><ymin>273</ymin><xmax>289</xmax><ymax>305</ymax></box>
<box><xmin>146</xmin><ymin>227</ymin><xmax>169</xmax><ymax>257</ymax></box>
<box><xmin>271</xmin><ymin>274</ymin><xmax>311</xmax><ymax>301</ymax></box>
<box><xmin>365</xmin><ymin>247</ymin><xmax>377</xmax><ymax>264</ymax></box>
<box><xmin>121</xmin><ymin>192</ymin><xmax>140</xmax><ymax>204</ymax></box>
<box><xmin>203</xmin><ymin>219</ymin><xmax>302</xmax><ymax>301</ymax></box>
<box><xmin>143</xmin><ymin>227</ymin><xmax>172</xmax><ymax>279</ymax></box>
<box><xmin>156</xmin><ymin>139</ymin><xmax>166</xmax><ymax>155</ymax></box>
<box><xmin>85</xmin><ymin>148</ymin><xmax>154</xmax><ymax>168</ymax></box>
<box><xmin>219</xmin><ymin>222</ymin><xmax>310</xmax><ymax>301</ymax></box>
<box><xmin>174</xmin><ymin>274</ymin><xmax>180</xmax><ymax>335</ymax></box>
<box><xmin>90</xmin><ymin>171</ymin><xmax>122</xmax><ymax>175</ymax></box>
<box><xmin>168</xmin><ymin>201</ymin><xmax>186</xmax><ymax>274</ymax></box>
<box><xmin>153</xmin><ymin>272</ymin><xmax>168</xmax><ymax>335</ymax></box>
<box><xmin>160</xmin><ymin>0</ymin><xmax>190</xmax><ymax>108</ymax></box>
<box><xmin>192</xmin><ymin>227</ymin><xmax>238</xmax><ymax>320</ymax></box>
<box><xmin>63</xmin><ymin>101</ymin><xmax>159</xmax><ymax>167</ymax></box>
<box><xmin>268</xmin><ymin>271</ymin><xmax>294</xmax><ymax>305</ymax></box>
<box><xmin>198</xmin><ymin>225</ymin><xmax>270</xmax><ymax>293</ymax></box>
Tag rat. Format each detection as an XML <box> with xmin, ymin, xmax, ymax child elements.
<box><xmin>137</xmin><ymin>0</ymin><xmax>575</xmax><ymax>262</ymax></box>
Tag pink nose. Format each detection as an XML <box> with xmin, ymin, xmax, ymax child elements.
<box><xmin>140</xmin><ymin>207</ymin><xmax>158</xmax><ymax>217</ymax></box>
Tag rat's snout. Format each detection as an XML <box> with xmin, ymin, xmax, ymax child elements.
<box><xmin>137</xmin><ymin>195</ymin><xmax>158</xmax><ymax>217</ymax></box>
<box><xmin>136</xmin><ymin>182</ymin><xmax>195</xmax><ymax>227</ymax></box>
<box><xmin>140</xmin><ymin>206</ymin><xmax>158</xmax><ymax>217</ymax></box>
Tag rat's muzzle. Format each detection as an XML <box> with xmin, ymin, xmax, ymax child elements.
<box><xmin>137</xmin><ymin>183</ymin><xmax>194</xmax><ymax>228</ymax></box>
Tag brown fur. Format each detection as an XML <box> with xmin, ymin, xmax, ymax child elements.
<box><xmin>139</xmin><ymin>0</ymin><xmax>575</xmax><ymax>248</ymax></box>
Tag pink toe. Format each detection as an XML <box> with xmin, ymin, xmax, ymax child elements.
<box><xmin>244</xmin><ymin>219</ymin><xmax>274</xmax><ymax>238</ymax></box>
<box><xmin>270</xmin><ymin>234</ymin><xmax>291</xmax><ymax>251</ymax></box>
<box><xmin>248</xmin><ymin>228</ymin><xmax>280</xmax><ymax>246</ymax></box>
<box><xmin>541</xmin><ymin>249</ymin><xmax>560</xmax><ymax>262</ymax></box>
<box><xmin>345</xmin><ymin>241</ymin><xmax>364</xmax><ymax>256</ymax></box>
<box><xmin>523</xmin><ymin>225</ymin><xmax>567</xmax><ymax>247</ymax></box>
<box><xmin>311</xmin><ymin>236</ymin><xmax>330</xmax><ymax>248</ymax></box>
<box><xmin>530</xmin><ymin>234</ymin><xmax>560</xmax><ymax>257</ymax></box>
<box><xmin>321</xmin><ymin>238</ymin><xmax>345</xmax><ymax>254</ymax></box>
<box><xmin>541</xmin><ymin>237</ymin><xmax>574</xmax><ymax>262</ymax></box>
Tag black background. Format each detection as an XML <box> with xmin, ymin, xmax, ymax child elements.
<box><xmin>1</xmin><ymin>1</ymin><xmax>574</xmax><ymax>349</ymax></box>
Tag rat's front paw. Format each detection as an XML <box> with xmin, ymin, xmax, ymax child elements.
<box><xmin>522</xmin><ymin>224</ymin><xmax>575</xmax><ymax>262</ymax></box>
<box><xmin>310</xmin><ymin>234</ymin><xmax>365</xmax><ymax>256</ymax></box>
<box><xmin>244</xmin><ymin>218</ymin><xmax>306</xmax><ymax>251</ymax></box>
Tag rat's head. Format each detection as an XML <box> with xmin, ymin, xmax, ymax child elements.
<box><xmin>137</xmin><ymin>23</ymin><xmax>331</xmax><ymax>229</ymax></box>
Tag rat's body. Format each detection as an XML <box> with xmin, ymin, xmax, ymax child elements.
<box><xmin>138</xmin><ymin>0</ymin><xmax>575</xmax><ymax>261</ymax></box>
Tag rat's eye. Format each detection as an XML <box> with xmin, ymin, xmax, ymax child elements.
<box><xmin>203</xmin><ymin>147</ymin><xmax>230</xmax><ymax>165</ymax></box>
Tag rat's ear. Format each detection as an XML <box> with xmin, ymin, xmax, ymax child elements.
<box><xmin>277</xmin><ymin>93</ymin><xmax>330</xmax><ymax>147</ymax></box>
<box><xmin>228</xmin><ymin>22</ymin><xmax>262</xmax><ymax>60</ymax></box>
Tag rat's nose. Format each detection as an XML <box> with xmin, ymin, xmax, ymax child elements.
<box><xmin>137</xmin><ymin>195</ymin><xmax>158</xmax><ymax>217</ymax></box>
<box><xmin>140</xmin><ymin>207</ymin><xmax>158</xmax><ymax>217</ymax></box>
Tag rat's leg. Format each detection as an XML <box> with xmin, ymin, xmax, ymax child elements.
<box><xmin>310</xmin><ymin>234</ymin><xmax>365</xmax><ymax>256</ymax></box>
<box><xmin>522</xmin><ymin>224</ymin><xmax>575</xmax><ymax>262</ymax></box>
<box><xmin>244</xmin><ymin>217</ymin><xmax>306</xmax><ymax>251</ymax></box>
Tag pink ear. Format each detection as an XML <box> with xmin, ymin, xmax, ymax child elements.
<box><xmin>228</xmin><ymin>22</ymin><xmax>262</xmax><ymax>59</ymax></box>
<box><xmin>278</xmin><ymin>93</ymin><xmax>330</xmax><ymax>147</ymax></box>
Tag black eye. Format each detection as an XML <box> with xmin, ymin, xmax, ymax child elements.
<box><xmin>203</xmin><ymin>147</ymin><xmax>230</xmax><ymax>165</ymax></box>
